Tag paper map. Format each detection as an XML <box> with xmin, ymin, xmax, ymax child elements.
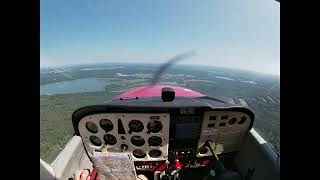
<box><xmin>91</xmin><ymin>152</ymin><xmax>137</xmax><ymax>180</ymax></box>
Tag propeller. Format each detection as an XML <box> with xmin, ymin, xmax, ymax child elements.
<box><xmin>150</xmin><ymin>51</ymin><xmax>196</xmax><ymax>85</ymax></box>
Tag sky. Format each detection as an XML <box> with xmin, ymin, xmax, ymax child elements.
<box><xmin>41</xmin><ymin>0</ymin><xmax>280</xmax><ymax>75</ymax></box>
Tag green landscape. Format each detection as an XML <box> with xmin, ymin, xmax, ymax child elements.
<box><xmin>40</xmin><ymin>63</ymin><xmax>280</xmax><ymax>163</ymax></box>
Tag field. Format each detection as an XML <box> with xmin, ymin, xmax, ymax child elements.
<box><xmin>40</xmin><ymin>63</ymin><xmax>280</xmax><ymax>163</ymax></box>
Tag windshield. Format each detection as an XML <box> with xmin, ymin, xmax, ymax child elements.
<box><xmin>40</xmin><ymin>0</ymin><xmax>279</xmax><ymax>163</ymax></box>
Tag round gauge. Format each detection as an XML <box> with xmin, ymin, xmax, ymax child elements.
<box><xmin>148</xmin><ymin>149</ymin><xmax>162</xmax><ymax>158</ymax></box>
<box><xmin>131</xmin><ymin>136</ymin><xmax>145</xmax><ymax>146</ymax></box>
<box><xmin>100</xmin><ymin>119</ymin><xmax>114</xmax><ymax>132</ymax></box>
<box><xmin>199</xmin><ymin>146</ymin><xmax>208</xmax><ymax>154</ymax></box>
<box><xmin>228</xmin><ymin>118</ymin><xmax>237</xmax><ymax>125</ymax></box>
<box><xmin>148</xmin><ymin>136</ymin><xmax>162</xmax><ymax>146</ymax></box>
<box><xmin>147</xmin><ymin>120</ymin><xmax>163</xmax><ymax>133</ymax></box>
<box><xmin>86</xmin><ymin>122</ymin><xmax>98</xmax><ymax>133</ymax></box>
<box><xmin>133</xmin><ymin>149</ymin><xmax>146</xmax><ymax>158</ymax></box>
<box><xmin>128</xmin><ymin>120</ymin><xmax>144</xmax><ymax>132</ymax></box>
<box><xmin>238</xmin><ymin>116</ymin><xmax>247</xmax><ymax>124</ymax></box>
<box><xmin>90</xmin><ymin>136</ymin><xmax>102</xmax><ymax>146</ymax></box>
<box><xmin>104</xmin><ymin>134</ymin><xmax>117</xmax><ymax>145</ymax></box>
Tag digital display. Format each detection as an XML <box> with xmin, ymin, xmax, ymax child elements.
<box><xmin>173</xmin><ymin>116</ymin><xmax>201</xmax><ymax>139</ymax></box>
<box><xmin>175</xmin><ymin>123</ymin><xmax>200</xmax><ymax>139</ymax></box>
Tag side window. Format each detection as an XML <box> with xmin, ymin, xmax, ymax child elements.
<box><xmin>40</xmin><ymin>68</ymin><xmax>120</xmax><ymax>163</ymax></box>
<box><xmin>40</xmin><ymin>91</ymin><xmax>75</xmax><ymax>163</ymax></box>
<box><xmin>251</xmin><ymin>95</ymin><xmax>280</xmax><ymax>153</ymax></box>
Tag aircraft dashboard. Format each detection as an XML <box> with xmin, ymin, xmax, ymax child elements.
<box><xmin>73</xmin><ymin>98</ymin><xmax>254</xmax><ymax>171</ymax></box>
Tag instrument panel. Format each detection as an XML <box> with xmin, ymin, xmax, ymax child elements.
<box><xmin>78</xmin><ymin>113</ymin><xmax>170</xmax><ymax>161</ymax></box>
<box><xmin>196</xmin><ymin>111</ymin><xmax>251</xmax><ymax>157</ymax></box>
<box><xmin>78</xmin><ymin>108</ymin><xmax>253</xmax><ymax>165</ymax></box>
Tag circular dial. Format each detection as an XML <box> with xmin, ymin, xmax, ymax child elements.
<box><xmin>128</xmin><ymin>120</ymin><xmax>144</xmax><ymax>132</ymax></box>
<box><xmin>86</xmin><ymin>122</ymin><xmax>98</xmax><ymax>133</ymax></box>
<box><xmin>131</xmin><ymin>136</ymin><xmax>145</xmax><ymax>146</ymax></box>
<box><xmin>147</xmin><ymin>120</ymin><xmax>163</xmax><ymax>133</ymax></box>
<box><xmin>199</xmin><ymin>146</ymin><xmax>208</xmax><ymax>154</ymax></box>
<box><xmin>100</xmin><ymin>119</ymin><xmax>114</xmax><ymax>132</ymax></box>
<box><xmin>90</xmin><ymin>136</ymin><xmax>102</xmax><ymax>146</ymax></box>
<box><xmin>238</xmin><ymin>116</ymin><xmax>247</xmax><ymax>124</ymax></box>
<box><xmin>148</xmin><ymin>149</ymin><xmax>162</xmax><ymax>158</ymax></box>
<box><xmin>104</xmin><ymin>134</ymin><xmax>117</xmax><ymax>145</ymax></box>
<box><xmin>133</xmin><ymin>149</ymin><xmax>146</xmax><ymax>158</ymax></box>
<box><xmin>148</xmin><ymin>136</ymin><xmax>162</xmax><ymax>146</ymax></box>
<box><xmin>228</xmin><ymin>118</ymin><xmax>237</xmax><ymax>125</ymax></box>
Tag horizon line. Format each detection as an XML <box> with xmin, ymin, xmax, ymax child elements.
<box><xmin>40</xmin><ymin>61</ymin><xmax>280</xmax><ymax>77</ymax></box>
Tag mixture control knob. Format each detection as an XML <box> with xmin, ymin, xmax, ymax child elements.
<box><xmin>175</xmin><ymin>159</ymin><xmax>182</xmax><ymax>170</ymax></box>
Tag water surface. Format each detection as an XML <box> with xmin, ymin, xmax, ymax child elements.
<box><xmin>40</xmin><ymin>78</ymin><xmax>111</xmax><ymax>95</ymax></box>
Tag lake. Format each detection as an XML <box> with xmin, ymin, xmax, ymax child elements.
<box><xmin>40</xmin><ymin>78</ymin><xmax>112</xmax><ymax>95</ymax></box>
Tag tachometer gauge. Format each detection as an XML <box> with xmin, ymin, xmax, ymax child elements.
<box><xmin>131</xmin><ymin>136</ymin><xmax>145</xmax><ymax>146</ymax></box>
